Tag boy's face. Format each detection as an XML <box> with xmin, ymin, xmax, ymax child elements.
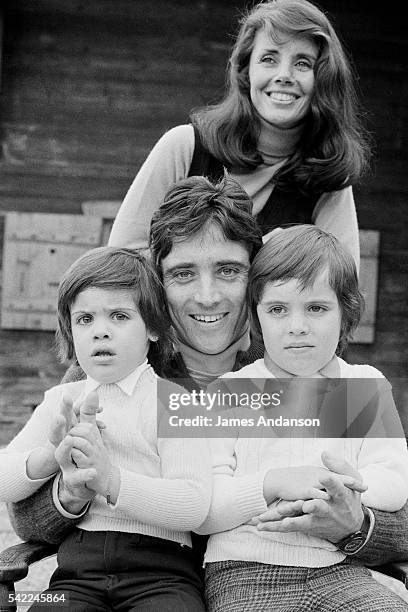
<box><xmin>256</xmin><ymin>270</ymin><xmax>341</xmax><ymax>376</ymax></box>
<box><xmin>71</xmin><ymin>287</ymin><xmax>154</xmax><ymax>384</ymax></box>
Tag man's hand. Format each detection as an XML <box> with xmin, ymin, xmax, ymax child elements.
<box><xmin>255</xmin><ymin>452</ymin><xmax>366</xmax><ymax>543</ymax></box>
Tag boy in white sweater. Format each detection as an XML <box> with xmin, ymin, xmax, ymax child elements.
<box><xmin>198</xmin><ymin>225</ymin><xmax>408</xmax><ymax>612</ymax></box>
<box><xmin>0</xmin><ymin>246</ymin><xmax>211</xmax><ymax>611</ymax></box>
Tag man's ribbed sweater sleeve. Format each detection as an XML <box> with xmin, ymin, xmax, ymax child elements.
<box><xmin>7</xmin><ymin>480</ymin><xmax>80</xmax><ymax>545</ymax></box>
<box><xmin>354</xmin><ymin>503</ymin><xmax>408</xmax><ymax>566</ymax></box>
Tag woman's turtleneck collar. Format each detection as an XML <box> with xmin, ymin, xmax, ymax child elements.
<box><xmin>175</xmin><ymin>327</ymin><xmax>251</xmax><ymax>388</ymax></box>
<box><xmin>256</xmin><ymin>116</ymin><xmax>304</xmax><ymax>166</ymax></box>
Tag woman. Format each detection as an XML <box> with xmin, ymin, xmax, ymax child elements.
<box><xmin>109</xmin><ymin>0</ymin><xmax>371</xmax><ymax>267</ymax></box>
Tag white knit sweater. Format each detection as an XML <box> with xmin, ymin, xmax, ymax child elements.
<box><xmin>0</xmin><ymin>363</ymin><xmax>212</xmax><ymax>547</ymax></box>
<box><xmin>196</xmin><ymin>357</ymin><xmax>408</xmax><ymax>567</ymax></box>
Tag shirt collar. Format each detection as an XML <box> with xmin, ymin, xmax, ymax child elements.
<box><xmin>84</xmin><ymin>359</ymin><xmax>150</xmax><ymax>396</ymax></box>
<box><xmin>319</xmin><ymin>356</ymin><xmax>341</xmax><ymax>378</ymax></box>
<box><xmin>263</xmin><ymin>355</ymin><xmax>341</xmax><ymax>379</ymax></box>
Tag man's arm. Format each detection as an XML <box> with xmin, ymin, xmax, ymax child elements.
<box><xmin>7</xmin><ymin>480</ymin><xmax>81</xmax><ymax>545</ymax></box>
<box><xmin>354</xmin><ymin>503</ymin><xmax>408</xmax><ymax>566</ymax></box>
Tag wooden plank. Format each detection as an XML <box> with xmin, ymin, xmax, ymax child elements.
<box><xmin>81</xmin><ymin>200</ymin><xmax>121</xmax><ymax>245</ymax></box>
<box><xmin>0</xmin><ymin>7</ymin><xmax>3</xmax><ymax>91</ymax></box>
<box><xmin>1</xmin><ymin>212</ymin><xmax>103</xmax><ymax>330</ymax></box>
<box><xmin>81</xmin><ymin>201</ymin><xmax>121</xmax><ymax>219</ymax></box>
<box><xmin>350</xmin><ymin>230</ymin><xmax>380</xmax><ymax>345</ymax></box>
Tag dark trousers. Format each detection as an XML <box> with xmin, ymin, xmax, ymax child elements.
<box><xmin>29</xmin><ymin>529</ymin><xmax>205</xmax><ymax>612</ymax></box>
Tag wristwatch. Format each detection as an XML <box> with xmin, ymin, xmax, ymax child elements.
<box><xmin>336</xmin><ymin>505</ymin><xmax>372</xmax><ymax>555</ymax></box>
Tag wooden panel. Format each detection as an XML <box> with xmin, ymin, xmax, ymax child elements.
<box><xmin>81</xmin><ymin>200</ymin><xmax>121</xmax><ymax>219</ymax></box>
<box><xmin>81</xmin><ymin>200</ymin><xmax>121</xmax><ymax>245</ymax></box>
<box><xmin>0</xmin><ymin>8</ymin><xmax>3</xmax><ymax>91</ymax></box>
<box><xmin>0</xmin><ymin>0</ymin><xmax>233</xmax><ymax>213</ymax></box>
<box><xmin>350</xmin><ymin>230</ymin><xmax>380</xmax><ymax>344</ymax></box>
<box><xmin>1</xmin><ymin>212</ymin><xmax>103</xmax><ymax>330</ymax></box>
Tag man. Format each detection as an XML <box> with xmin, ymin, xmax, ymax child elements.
<box><xmin>8</xmin><ymin>175</ymin><xmax>408</xmax><ymax>572</ymax></box>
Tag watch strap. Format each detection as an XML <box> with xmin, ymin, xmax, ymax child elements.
<box><xmin>336</xmin><ymin>505</ymin><xmax>372</xmax><ymax>555</ymax></box>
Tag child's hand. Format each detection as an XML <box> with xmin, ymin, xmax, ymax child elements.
<box><xmin>55</xmin><ymin>436</ymin><xmax>97</xmax><ymax>507</ymax></box>
<box><xmin>65</xmin><ymin>392</ymin><xmax>115</xmax><ymax>499</ymax></box>
<box><xmin>26</xmin><ymin>393</ymin><xmax>77</xmax><ymax>480</ymax></box>
<box><xmin>263</xmin><ymin>466</ymin><xmax>331</xmax><ymax>504</ymax></box>
<box><xmin>320</xmin><ymin>451</ymin><xmax>367</xmax><ymax>494</ymax></box>
<box><xmin>68</xmin><ymin>424</ymin><xmax>117</xmax><ymax>499</ymax></box>
<box><xmin>73</xmin><ymin>391</ymin><xmax>106</xmax><ymax>433</ymax></box>
<box><xmin>249</xmin><ymin>498</ymin><xmax>304</xmax><ymax>526</ymax></box>
<box><xmin>49</xmin><ymin>394</ymin><xmax>77</xmax><ymax>447</ymax></box>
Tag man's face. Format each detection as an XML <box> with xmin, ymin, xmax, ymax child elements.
<box><xmin>161</xmin><ymin>224</ymin><xmax>250</xmax><ymax>355</ymax></box>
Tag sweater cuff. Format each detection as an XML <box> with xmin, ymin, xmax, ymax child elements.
<box><xmin>52</xmin><ymin>474</ymin><xmax>91</xmax><ymax>519</ymax></box>
<box><xmin>196</xmin><ymin>468</ymin><xmax>269</xmax><ymax>534</ymax></box>
<box><xmin>1</xmin><ymin>451</ymin><xmax>53</xmax><ymax>501</ymax></box>
<box><xmin>232</xmin><ymin>469</ymin><xmax>269</xmax><ymax>519</ymax></box>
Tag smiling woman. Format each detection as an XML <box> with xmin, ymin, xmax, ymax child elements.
<box><xmin>248</xmin><ymin>29</ymin><xmax>318</xmax><ymax>129</ymax></box>
<box><xmin>109</xmin><ymin>0</ymin><xmax>371</xmax><ymax>271</ymax></box>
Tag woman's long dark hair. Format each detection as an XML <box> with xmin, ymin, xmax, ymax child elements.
<box><xmin>191</xmin><ymin>0</ymin><xmax>372</xmax><ymax>195</ymax></box>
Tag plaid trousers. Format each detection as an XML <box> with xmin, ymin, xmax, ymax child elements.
<box><xmin>205</xmin><ymin>559</ymin><xmax>408</xmax><ymax>612</ymax></box>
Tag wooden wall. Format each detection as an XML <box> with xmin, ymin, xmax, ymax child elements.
<box><xmin>0</xmin><ymin>0</ymin><xmax>407</xmax><ymax>444</ymax></box>
<box><xmin>0</xmin><ymin>0</ymin><xmax>240</xmax><ymax>214</ymax></box>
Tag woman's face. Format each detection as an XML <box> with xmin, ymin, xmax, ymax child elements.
<box><xmin>248</xmin><ymin>28</ymin><xmax>319</xmax><ymax>129</ymax></box>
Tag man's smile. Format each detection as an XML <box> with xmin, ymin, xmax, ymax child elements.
<box><xmin>189</xmin><ymin>313</ymin><xmax>228</xmax><ymax>323</ymax></box>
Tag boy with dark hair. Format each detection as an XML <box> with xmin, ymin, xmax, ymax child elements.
<box><xmin>1</xmin><ymin>246</ymin><xmax>211</xmax><ymax>611</ymax></box>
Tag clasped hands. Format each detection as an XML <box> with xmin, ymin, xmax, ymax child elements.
<box><xmin>43</xmin><ymin>391</ymin><xmax>114</xmax><ymax>508</ymax></box>
<box><xmin>251</xmin><ymin>452</ymin><xmax>367</xmax><ymax>544</ymax></box>
<box><xmin>36</xmin><ymin>393</ymin><xmax>368</xmax><ymax>541</ymax></box>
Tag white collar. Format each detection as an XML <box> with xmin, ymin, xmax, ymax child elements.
<box><xmin>263</xmin><ymin>355</ymin><xmax>342</xmax><ymax>379</ymax></box>
<box><xmin>84</xmin><ymin>359</ymin><xmax>150</xmax><ymax>396</ymax></box>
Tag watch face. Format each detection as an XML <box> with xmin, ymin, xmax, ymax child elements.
<box><xmin>341</xmin><ymin>534</ymin><xmax>365</xmax><ymax>554</ymax></box>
